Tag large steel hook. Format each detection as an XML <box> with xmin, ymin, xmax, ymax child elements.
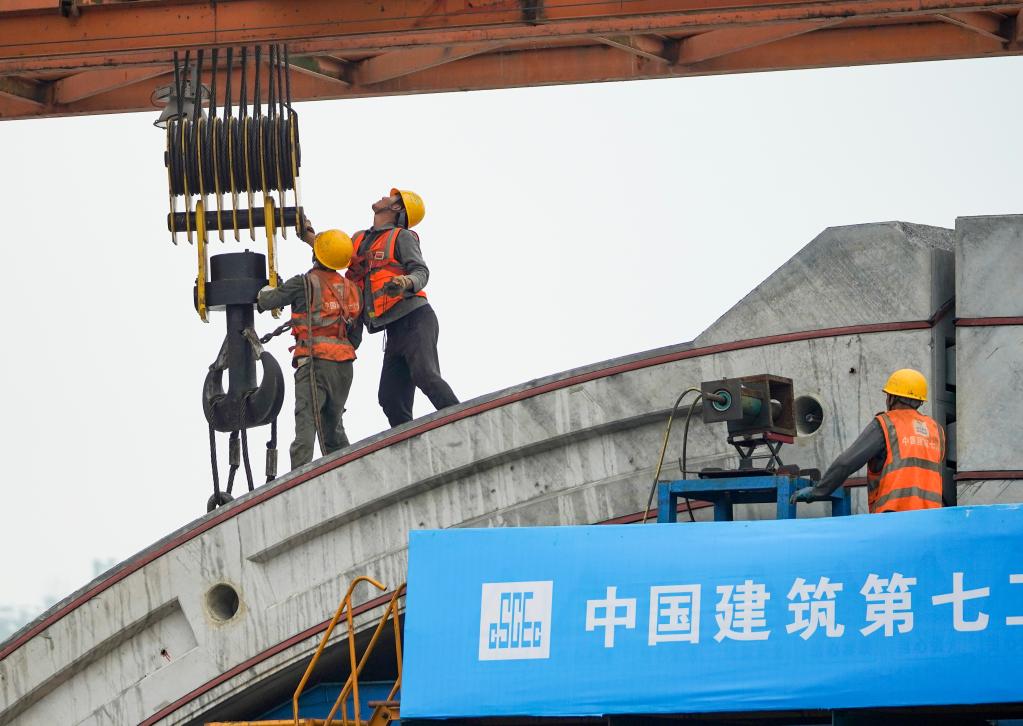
<box><xmin>203</xmin><ymin>349</ymin><xmax>285</xmax><ymax>431</ymax></box>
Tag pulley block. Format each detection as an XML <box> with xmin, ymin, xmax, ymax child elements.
<box><xmin>160</xmin><ymin>44</ymin><xmax>302</xmax><ymax>322</ymax></box>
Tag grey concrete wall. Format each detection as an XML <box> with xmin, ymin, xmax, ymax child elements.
<box><xmin>4</xmin><ymin>217</ymin><xmax>1014</xmax><ymax>726</ymax></box>
<box><xmin>954</xmin><ymin>215</ymin><xmax>1023</xmax><ymax>478</ymax></box>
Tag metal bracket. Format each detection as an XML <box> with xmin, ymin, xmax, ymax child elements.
<box><xmin>241</xmin><ymin>327</ymin><xmax>264</xmax><ymax>358</ymax></box>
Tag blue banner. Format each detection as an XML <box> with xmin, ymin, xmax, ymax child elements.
<box><xmin>403</xmin><ymin>505</ymin><xmax>1023</xmax><ymax>718</ymax></box>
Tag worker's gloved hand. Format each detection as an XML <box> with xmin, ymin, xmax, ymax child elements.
<box><xmin>255</xmin><ymin>285</ymin><xmax>274</xmax><ymax>313</ymax></box>
<box><xmin>387</xmin><ymin>275</ymin><xmax>413</xmax><ymax>292</ymax></box>
<box><xmin>790</xmin><ymin>486</ymin><xmax>819</xmax><ymax>505</ymax></box>
<box><xmin>300</xmin><ymin>215</ymin><xmax>316</xmax><ymax>246</ymax></box>
<box><xmin>348</xmin><ymin>323</ymin><xmax>362</xmax><ymax>350</ymax></box>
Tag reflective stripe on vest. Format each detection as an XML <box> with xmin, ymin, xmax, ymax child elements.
<box><xmin>350</xmin><ymin>228</ymin><xmax>427</xmax><ymax>320</ymax></box>
<box><xmin>867</xmin><ymin>410</ymin><xmax>944</xmax><ymax>513</ymax></box>
<box><xmin>290</xmin><ymin>269</ymin><xmax>359</xmax><ymax>363</ymax></box>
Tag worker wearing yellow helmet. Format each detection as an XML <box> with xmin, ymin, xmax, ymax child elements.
<box><xmin>346</xmin><ymin>188</ymin><xmax>459</xmax><ymax>427</ymax></box>
<box><xmin>257</xmin><ymin>219</ymin><xmax>362</xmax><ymax>469</ymax></box>
<box><xmin>791</xmin><ymin>368</ymin><xmax>946</xmax><ymax>513</ymax></box>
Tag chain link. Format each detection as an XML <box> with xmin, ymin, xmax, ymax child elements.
<box><xmin>259</xmin><ymin>319</ymin><xmax>294</xmax><ymax>344</ymax></box>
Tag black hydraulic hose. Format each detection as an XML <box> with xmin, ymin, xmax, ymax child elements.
<box><xmin>641</xmin><ymin>388</ymin><xmax>701</xmax><ymax>523</ymax></box>
<box><xmin>680</xmin><ymin>393</ymin><xmax>703</xmax><ymax>523</ymax></box>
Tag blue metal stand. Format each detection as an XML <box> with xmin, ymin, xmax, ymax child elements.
<box><xmin>657</xmin><ymin>475</ymin><xmax>851</xmax><ymax>522</ymax></box>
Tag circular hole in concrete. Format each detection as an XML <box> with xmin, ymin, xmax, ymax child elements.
<box><xmin>205</xmin><ymin>583</ymin><xmax>240</xmax><ymax>622</ymax></box>
<box><xmin>795</xmin><ymin>395</ymin><xmax>824</xmax><ymax>436</ymax></box>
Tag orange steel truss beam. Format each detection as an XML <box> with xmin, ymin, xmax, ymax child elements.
<box><xmin>1</xmin><ymin>0</ymin><xmax>1021</xmax><ymax>119</ymax></box>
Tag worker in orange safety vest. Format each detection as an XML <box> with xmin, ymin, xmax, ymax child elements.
<box><xmin>791</xmin><ymin>368</ymin><xmax>946</xmax><ymax>512</ymax></box>
<box><xmin>257</xmin><ymin>220</ymin><xmax>361</xmax><ymax>469</ymax></box>
<box><xmin>346</xmin><ymin>189</ymin><xmax>459</xmax><ymax>427</ymax></box>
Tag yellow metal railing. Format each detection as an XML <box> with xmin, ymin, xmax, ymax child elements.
<box><xmin>291</xmin><ymin>577</ymin><xmax>406</xmax><ymax>726</ymax></box>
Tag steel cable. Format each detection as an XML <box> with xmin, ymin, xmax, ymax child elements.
<box><xmin>241</xmin><ymin>427</ymin><xmax>255</xmax><ymax>492</ymax></box>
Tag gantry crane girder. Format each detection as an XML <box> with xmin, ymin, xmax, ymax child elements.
<box><xmin>1</xmin><ymin>0</ymin><xmax>1022</xmax><ymax>120</ymax></box>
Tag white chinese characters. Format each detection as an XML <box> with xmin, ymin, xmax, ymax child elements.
<box><xmin>586</xmin><ymin>586</ymin><xmax>636</xmax><ymax>648</ymax></box>
<box><xmin>649</xmin><ymin>585</ymin><xmax>701</xmax><ymax>645</ymax></box>
<box><xmin>787</xmin><ymin>577</ymin><xmax>844</xmax><ymax>640</ymax></box>
<box><xmin>1007</xmin><ymin>574</ymin><xmax>1023</xmax><ymax>626</ymax></box>
<box><xmin>860</xmin><ymin>572</ymin><xmax>916</xmax><ymax>637</ymax></box>
<box><xmin>715</xmin><ymin>580</ymin><xmax>771</xmax><ymax>642</ymax></box>
<box><xmin>931</xmin><ymin>572</ymin><xmax>989</xmax><ymax>632</ymax></box>
<box><xmin>573</xmin><ymin>572</ymin><xmax>1020</xmax><ymax>651</ymax></box>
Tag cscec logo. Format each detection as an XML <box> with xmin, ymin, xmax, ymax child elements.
<box><xmin>478</xmin><ymin>581</ymin><xmax>553</xmax><ymax>661</ymax></box>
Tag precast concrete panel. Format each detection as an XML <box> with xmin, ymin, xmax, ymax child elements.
<box><xmin>953</xmin><ymin>215</ymin><xmax>1023</xmax><ymax>500</ymax></box>
<box><xmin>955</xmin><ymin>214</ymin><xmax>1023</xmax><ymax>318</ymax></box>
<box><xmin>955</xmin><ymin>325</ymin><xmax>1023</xmax><ymax>472</ymax></box>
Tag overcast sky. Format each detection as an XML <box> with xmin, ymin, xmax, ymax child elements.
<box><xmin>1</xmin><ymin>56</ymin><xmax>1021</xmax><ymax>630</ymax></box>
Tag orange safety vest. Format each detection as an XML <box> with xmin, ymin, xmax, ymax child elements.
<box><xmin>348</xmin><ymin>228</ymin><xmax>427</xmax><ymax>321</ymax></box>
<box><xmin>290</xmin><ymin>268</ymin><xmax>361</xmax><ymax>364</ymax></box>
<box><xmin>867</xmin><ymin>409</ymin><xmax>945</xmax><ymax>513</ymax></box>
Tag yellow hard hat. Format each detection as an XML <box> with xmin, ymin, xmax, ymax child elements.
<box><xmin>313</xmin><ymin>229</ymin><xmax>354</xmax><ymax>270</ymax></box>
<box><xmin>883</xmin><ymin>368</ymin><xmax>928</xmax><ymax>402</ymax></box>
<box><xmin>392</xmin><ymin>188</ymin><xmax>425</xmax><ymax>228</ymax></box>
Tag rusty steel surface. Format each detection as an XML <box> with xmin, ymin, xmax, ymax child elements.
<box><xmin>1</xmin><ymin>0</ymin><xmax>1022</xmax><ymax>119</ymax></box>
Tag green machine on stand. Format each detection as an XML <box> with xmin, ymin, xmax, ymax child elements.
<box><xmin>657</xmin><ymin>374</ymin><xmax>850</xmax><ymax>522</ymax></box>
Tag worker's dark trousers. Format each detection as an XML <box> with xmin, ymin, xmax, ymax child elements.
<box><xmin>291</xmin><ymin>358</ymin><xmax>354</xmax><ymax>469</ymax></box>
<box><xmin>378</xmin><ymin>305</ymin><xmax>459</xmax><ymax>427</ymax></box>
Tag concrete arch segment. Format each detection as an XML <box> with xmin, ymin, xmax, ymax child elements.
<box><xmin>695</xmin><ymin>220</ymin><xmax>954</xmax><ymax>346</ymax></box>
<box><xmin>3</xmin><ymin>218</ymin><xmax>1003</xmax><ymax>726</ymax></box>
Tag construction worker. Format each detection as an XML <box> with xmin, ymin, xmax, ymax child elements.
<box><xmin>346</xmin><ymin>189</ymin><xmax>459</xmax><ymax>427</ymax></box>
<box><xmin>257</xmin><ymin>221</ymin><xmax>361</xmax><ymax>469</ymax></box>
<box><xmin>791</xmin><ymin>368</ymin><xmax>946</xmax><ymax>512</ymax></box>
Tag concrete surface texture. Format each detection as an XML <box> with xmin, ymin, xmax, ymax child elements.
<box><xmin>0</xmin><ymin>216</ymin><xmax>1018</xmax><ymax>726</ymax></box>
<box><xmin>954</xmin><ymin>215</ymin><xmax>1023</xmax><ymax>477</ymax></box>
